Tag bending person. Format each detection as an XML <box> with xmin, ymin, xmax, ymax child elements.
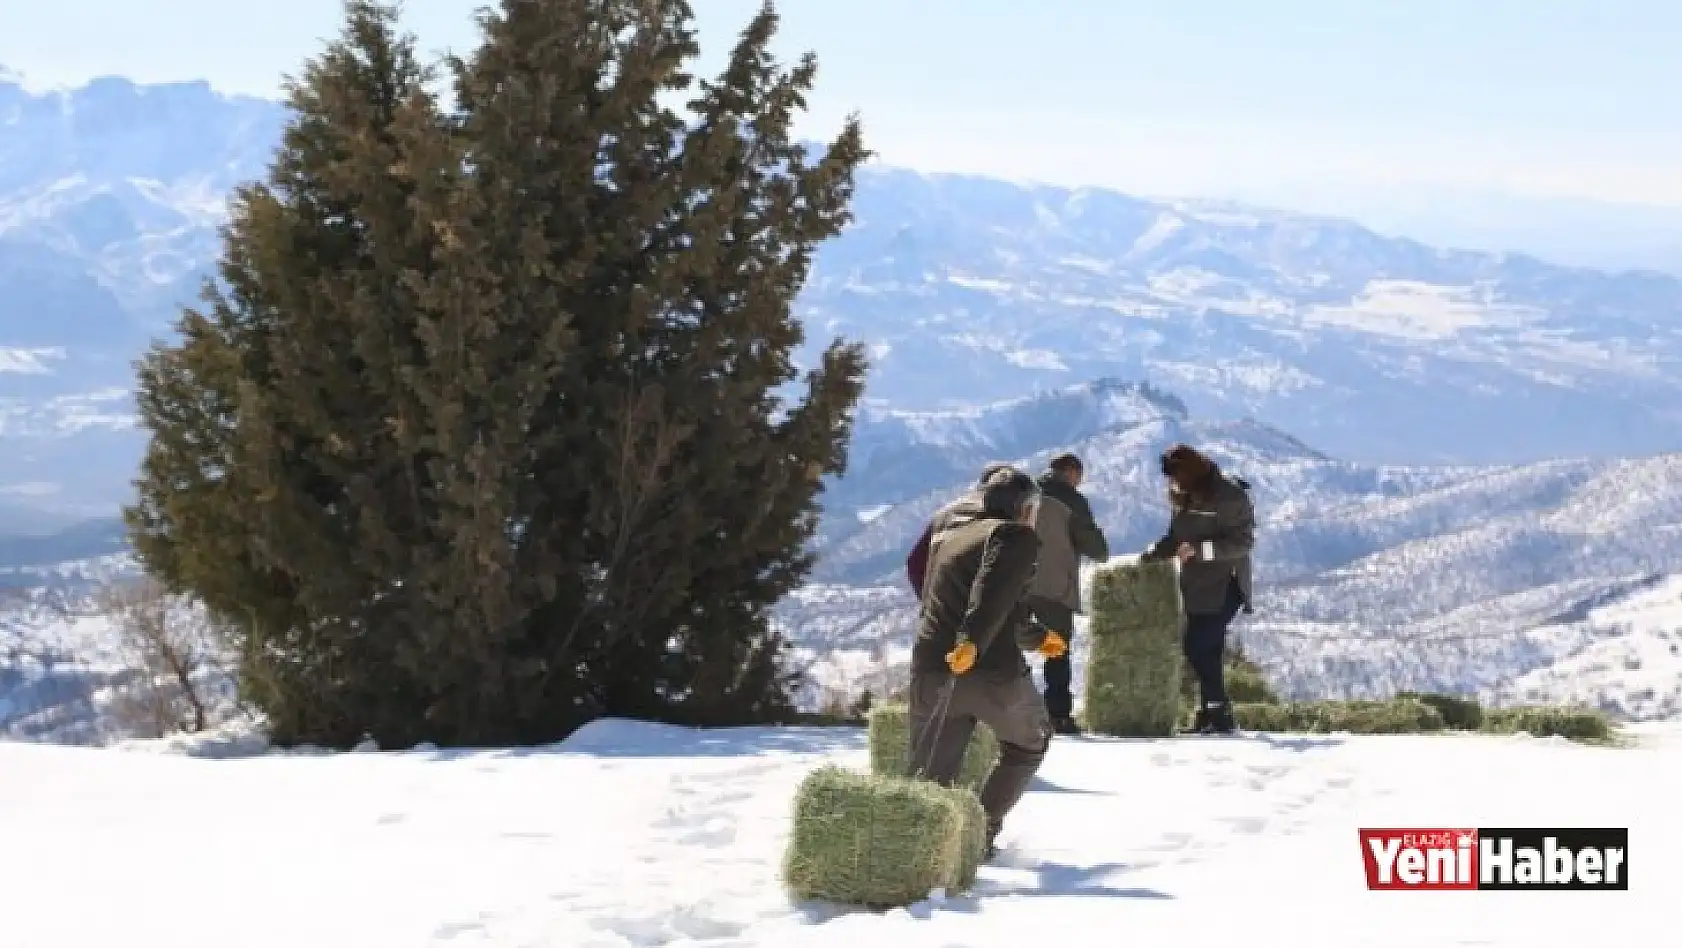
<box><xmin>906</xmin><ymin>468</ymin><xmax>1065</xmax><ymax>860</ymax></box>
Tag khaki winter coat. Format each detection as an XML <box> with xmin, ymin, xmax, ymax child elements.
<box><xmin>911</xmin><ymin>513</ymin><xmax>1050</xmax><ymax>677</ymax></box>
<box><xmin>1028</xmin><ymin>472</ymin><xmax>1110</xmax><ymax>613</ymax></box>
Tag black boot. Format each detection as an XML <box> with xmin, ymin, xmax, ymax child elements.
<box><xmin>1180</xmin><ymin>704</ymin><xmax>1211</xmax><ymax>735</ymax></box>
<box><xmin>984</xmin><ymin>821</ymin><xmax>1002</xmax><ymax>862</ymax></box>
<box><xmin>1052</xmin><ymin>715</ymin><xmax>1082</xmax><ymax>736</ymax></box>
<box><xmin>1202</xmin><ymin>701</ymin><xmax>1236</xmax><ymax>735</ymax></box>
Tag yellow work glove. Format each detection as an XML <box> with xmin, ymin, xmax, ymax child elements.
<box><xmin>1038</xmin><ymin>630</ymin><xmax>1068</xmax><ymax>659</ymax></box>
<box><xmin>946</xmin><ymin>640</ymin><xmax>978</xmax><ymax>675</ymax></box>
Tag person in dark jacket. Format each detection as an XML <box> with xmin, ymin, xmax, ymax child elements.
<box><xmin>1140</xmin><ymin>444</ymin><xmax>1256</xmax><ymax>735</ymax></box>
<box><xmin>1025</xmin><ymin>452</ymin><xmax>1110</xmax><ymax>734</ymax></box>
<box><xmin>907</xmin><ymin>467</ymin><xmax>1065</xmax><ymax>859</ymax></box>
<box><xmin>906</xmin><ymin>462</ymin><xmax>1014</xmax><ymax>600</ymax></box>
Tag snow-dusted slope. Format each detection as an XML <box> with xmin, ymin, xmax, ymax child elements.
<box><xmin>822</xmin><ymin>379</ymin><xmax>1188</xmax><ymax>520</ymax></box>
<box><xmin>787</xmin><ymin>386</ymin><xmax>1682</xmax><ymax>718</ymax></box>
<box><xmin>2</xmin><ymin>719</ymin><xmax>1677</xmax><ymax>948</ymax></box>
<box><xmin>1488</xmin><ymin>575</ymin><xmax>1682</xmax><ymax>719</ymax></box>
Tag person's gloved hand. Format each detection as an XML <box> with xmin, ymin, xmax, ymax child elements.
<box><xmin>1038</xmin><ymin>630</ymin><xmax>1067</xmax><ymax>659</ymax></box>
<box><xmin>946</xmin><ymin>640</ymin><xmax>977</xmax><ymax>675</ymax></box>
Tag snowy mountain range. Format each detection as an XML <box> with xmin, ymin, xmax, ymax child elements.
<box><xmin>3</xmin><ymin>73</ymin><xmax>1682</xmax><ymax>735</ymax></box>
<box><xmin>6</xmin><ymin>73</ymin><xmax>1682</xmax><ymax>519</ymax></box>
<box><xmin>808</xmin><ymin>173</ymin><xmax>1682</xmax><ymax>465</ymax></box>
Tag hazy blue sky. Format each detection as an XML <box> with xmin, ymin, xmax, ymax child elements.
<box><xmin>3</xmin><ymin>0</ymin><xmax>1679</xmax><ymax>209</ymax></box>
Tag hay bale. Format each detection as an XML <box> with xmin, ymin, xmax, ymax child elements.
<box><xmin>946</xmin><ymin>783</ymin><xmax>989</xmax><ymax>889</ymax></box>
<box><xmin>1084</xmin><ymin>560</ymin><xmax>1185</xmax><ymax>736</ymax></box>
<box><xmin>866</xmin><ymin>700</ymin><xmax>999</xmax><ymax>792</ymax></box>
<box><xmin>1396</xmin><ymin>691</ymin><xmax>1484</xmax><ymax>730</ymax></box>
<box><xmin>781</xmin><ymin>765</ymin><xmax>984</xmax><ymax>906</ymax></box>
<box><xmin>1482</xmin><ymin>705</ymin><xmax>1612</xmax><ymax>741</ymax></box>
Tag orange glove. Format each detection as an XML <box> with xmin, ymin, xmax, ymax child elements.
<box><xmin>1038</xmin><ymin>630</ymin><xmax>1068</xmax><ymax>659</ymax></box>
<box><xmin>946</xmin><ymin>640</ymin><xmax>978</xmax><ymax>675</ymax></box>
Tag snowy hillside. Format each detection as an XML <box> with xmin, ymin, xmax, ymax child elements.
<box><xmin>1487</xmin><ymin>575</ymin><xmax>1682</xmax><ymax>719</ymax></box>
<box><xmin>821</xmin><ymin>378</ymin><xmax>1190</xmax><ymax>522</ymax></box>
<box><xmin>784</xmin><ymin>385</ymin><xmax>1682</xmax><ymax>718</ymax></box>
<box><xmin>2</xmin><ymin>719</ymin><xmax>1677</xmax><ymax>947</ymax></box>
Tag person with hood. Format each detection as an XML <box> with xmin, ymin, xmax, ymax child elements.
<box><xmin>1140</xmin><ymin>443</ymin><xmax>1256</xmax><ymax>735</ymax></box>
<box><xmin>906</xmin><ymin>467</ymin><xmax>1065</xmax><ymax>860</ymax></box>
<box><xmin>905</xmin><ymin>461</ymin><xmax>1014</xmax><ymax>600</ymax></box>
<box><xmin>1025</xmin><ymin>452</ymin><xmax>1109</xmax><ymax>734</ymax></box>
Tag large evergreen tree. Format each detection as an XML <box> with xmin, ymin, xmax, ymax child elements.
<box><xmin>126</xmin><ymin>0</ymin><xmax>867</xmax><ymax>746</ymax></box>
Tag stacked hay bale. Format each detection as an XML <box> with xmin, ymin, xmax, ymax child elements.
<box><xmin>865</xmin><ymin>700</ymin><xmax>999</xmax><ymax>791</ymax></box>
<box><xmin>781</xmin><ymin>766</ymin><xmax>988</xmax><ymax>906</ymax></box>
<box><xmin>1083</xmin><ymin>559</ymin><xmax>1186</xmax><ymax>736</ymax></box>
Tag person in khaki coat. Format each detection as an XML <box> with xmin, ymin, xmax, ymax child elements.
<box><xmin>1025</xmin><ymin>452</ymin><xmax>1109</xmax><ymax>734</ymax></box>
<box><xmin>1140</xmin><ymin>443</ymin><xmax>1256</xmax><ymax>735</ymax></box>
<box><xmin>906</xmin><ymin>467</ymin><xmax>1066</xmax><ymax>861</ymax></box>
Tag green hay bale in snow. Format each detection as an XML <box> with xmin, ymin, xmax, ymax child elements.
<box><xmin>867</xmin><ymin>701</ymin><xmax>999</xmax><ymax>792</ymax></box>
<box><xmin>1482</xmin><ymin>705</ymin><xmax>1612</xmax><ymax>741</ymax></box>
<box><xmin>781</xmin><ymin>765</ymin><xmax>984</xmax><ymax>907</ymax></box>
<box><xmin>946</xmin><ymin>783</ymin><xmax>989</xmax><ymax>889</ymax></box>
<box><xmin>1396</xmin><ymin>691</ymin><xmax>1484</xmax><ymax>730</ymax></box>
<box><xmin>1084</xmin><ymin>560</ymin><xmax>1185</xmax><ymax>736</ymax></box>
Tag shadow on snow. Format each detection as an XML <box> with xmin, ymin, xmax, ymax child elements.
<box><xmin>413</xmin><ymin>719</ymin><xmax>868</xmax><ymax>762</ymax></box>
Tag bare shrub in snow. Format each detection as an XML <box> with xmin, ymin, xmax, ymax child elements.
<box><xmin>97</xmin><ymin>578</ymin><xmax>231</xmax><ymax>738</ymax></box>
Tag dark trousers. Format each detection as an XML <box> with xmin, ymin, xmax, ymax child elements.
<box><xmin>906</xmin><ymin>667</ymin><xmax>1053</xmax><ymax>834</ymax></box>
<box><xmin>1184</xmin><ymin>581</ymin><xmax>1244</xmax><ymax>708</ymax></box>
<box><xmin>1026</xmin><ymin>596</ymin><xmax>1076</xmax><ymax>719</ymax></box>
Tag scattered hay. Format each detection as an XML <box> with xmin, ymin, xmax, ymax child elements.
<box><xmin>1235</xmin><ymin>698</ymin><xmax>1446</xmax><ymax>734</ymax></box>
<box><xmin>1396</xmin><ymin>691</ymin><xmax>1484</xmax><ymax>730</ymax></box>
<box><xmin>1482</xmin><ymin>705</ymin><xmax>1612</xmax><ymax>741</ymax></box>
<box><xmin>866</xmin><ymin>700</ymin><xmax>998</xmax><ymax>792</ymax></box>
<box><xmin>1235</xmin><ymin>697</ymin><xmax>1614</xmax><ymax>743</ymax></box>
<box><xmin>1084</xmin><ymin>560</ymin><xmax>1184</xmax><ymax>736</ymax></box>
<box><xmin>781</xmin><ymin>765</ymin><xmax>984</xmax><ymax>907</ymax></box>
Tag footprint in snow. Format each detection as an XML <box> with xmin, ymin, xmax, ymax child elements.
<box><xmin>1217</xmin><ymin>815</ymin><xmax>1269</xmax><ymax>835</ymax></box>
<box><xmin>677</xmin><ymin>817</ymin><xmax>737</xmax><ymax>847</ymax></box>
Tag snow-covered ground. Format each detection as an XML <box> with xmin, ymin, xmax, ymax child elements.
<box><xmin>3</xmin><ymin>720</ymin><xmax>1676</xmax><ymax>948</ymax></box>
<box><xmin>1490</xmin><ymin>574</ymin><xmax>1682</xmax><ymax>718</ymax></box>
